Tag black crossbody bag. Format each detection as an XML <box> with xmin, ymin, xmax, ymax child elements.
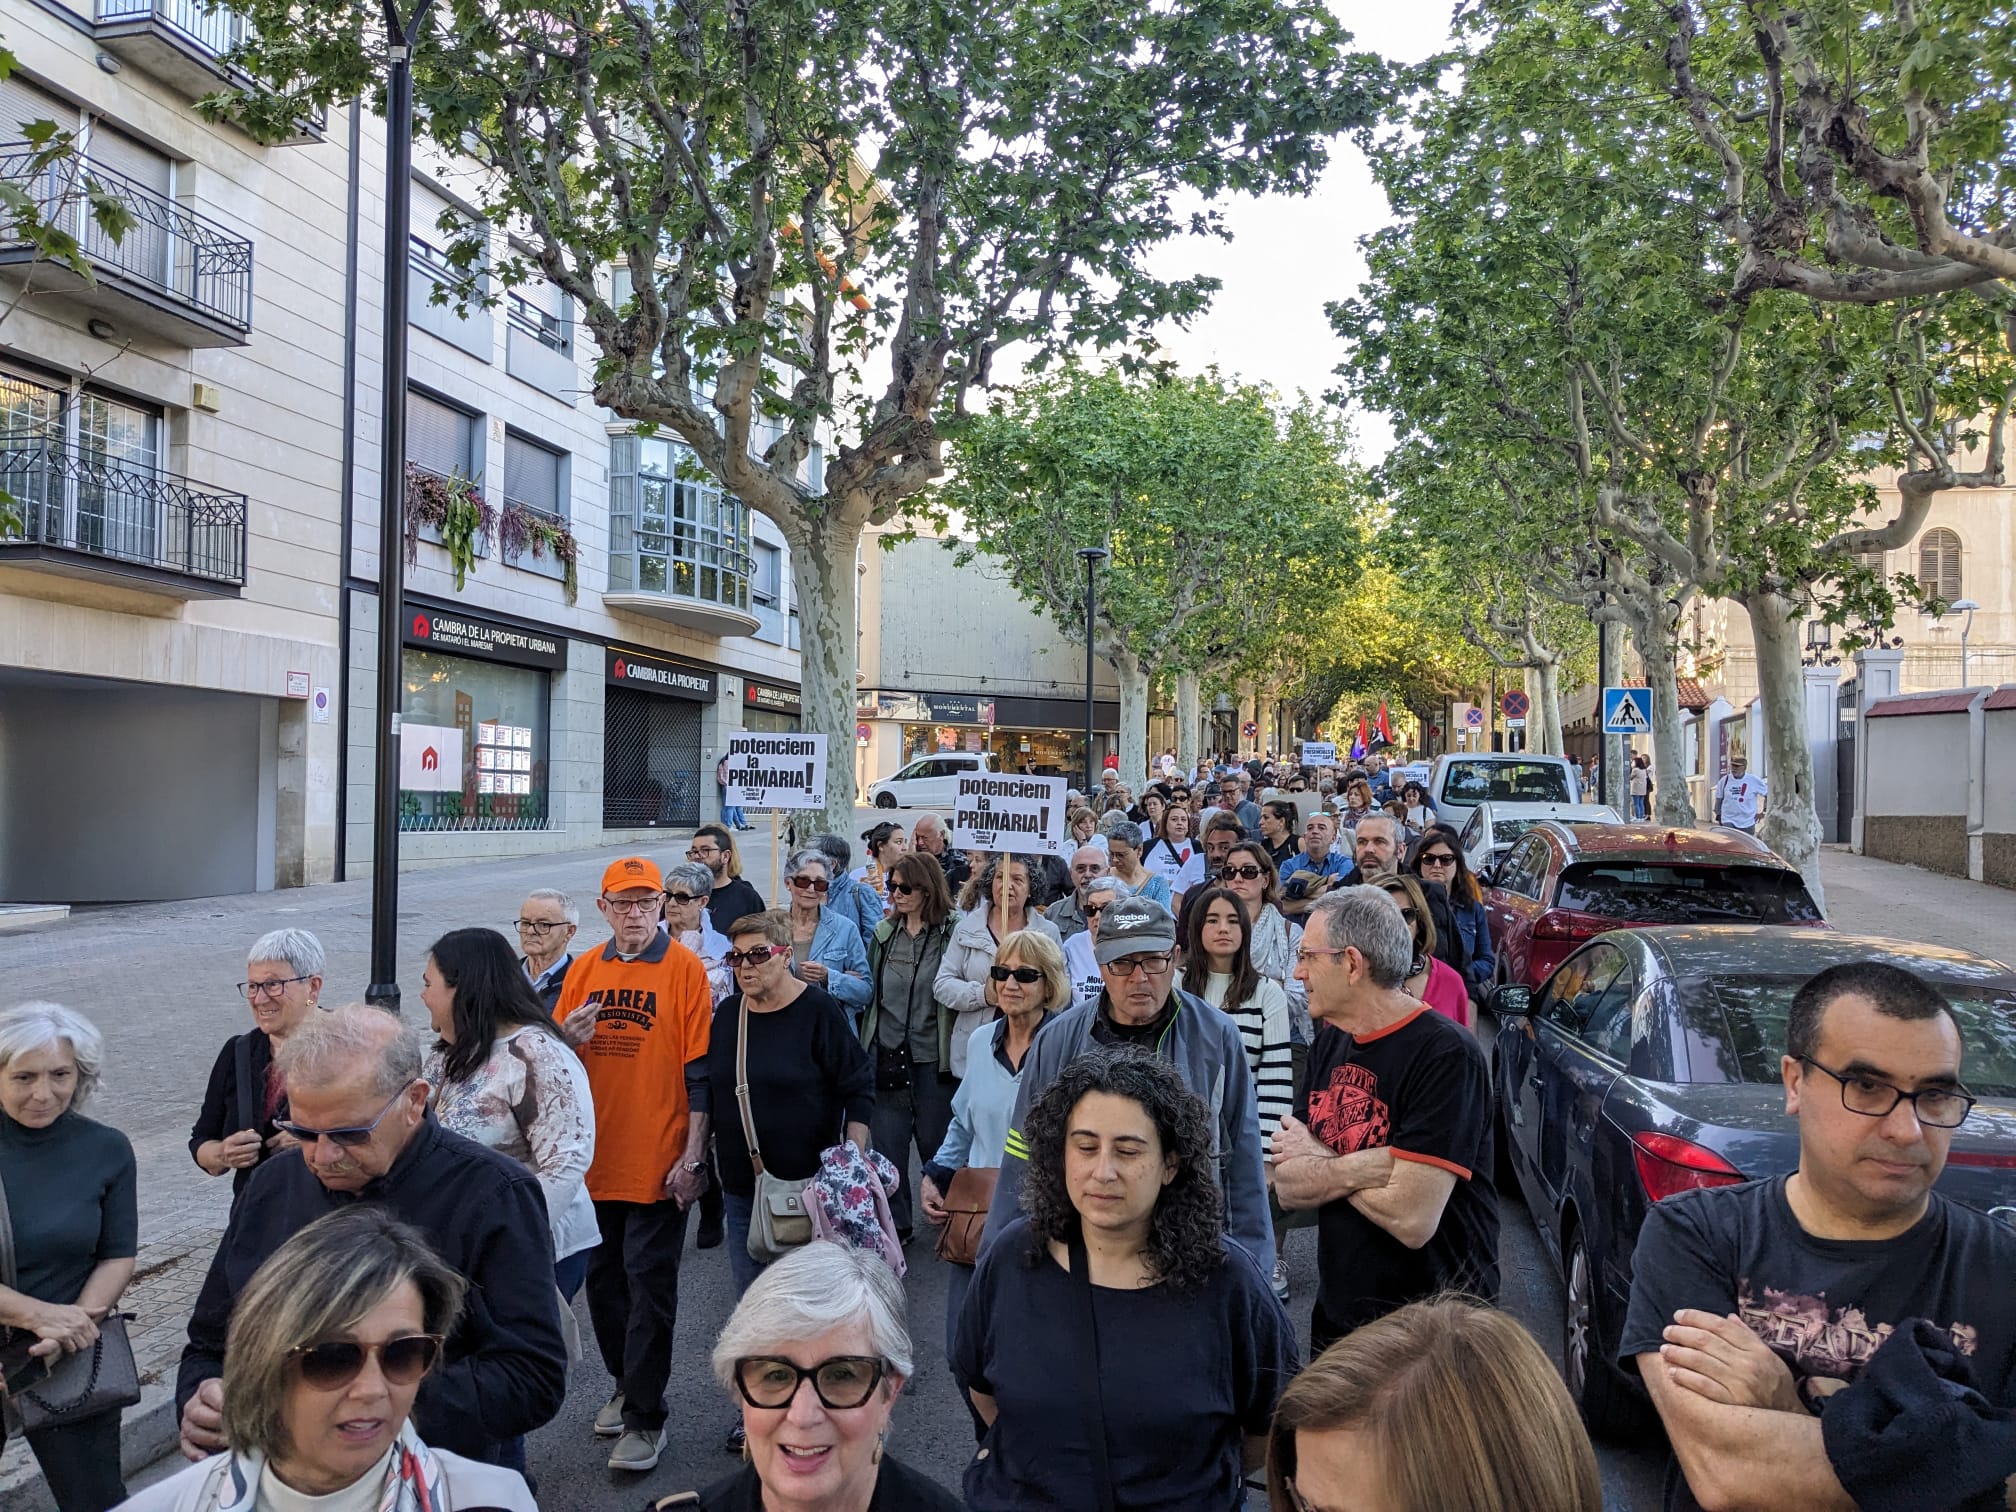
<box><xmin>1067</xmin><ymin>1234</ymin><xmax>1119</xmax><ymax>1512</ymax></box>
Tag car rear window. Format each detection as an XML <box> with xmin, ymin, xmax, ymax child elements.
<box><xmin>1696</xmin><ymin>976</ymin><xmax>2016</xmax><ymax>1095</ymax></box>
<box><xmin>1555</xmin><ymin>863</ymin><xmax>1824</xmax><ymax>925</ymax></box>
<box><xmin>1492</xmin><ymin>818</ymin><xmax>1547</xmax><ymax>847</ymax></box>
<box><xmin>1440</xmin><ymin>762</ymin><xmax>1572</xmax><ymax>804</ymax></box>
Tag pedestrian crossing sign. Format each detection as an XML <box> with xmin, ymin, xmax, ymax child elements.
<box><xmin>1603</xmin><ymin>687</ymin><xmax>1653</xmax><ymax>735</ymax></box>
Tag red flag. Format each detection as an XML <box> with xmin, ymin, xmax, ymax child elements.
<box><xmin>1356</xmin><ymin>712</ymin><xmax>1370</xmax><ymax>752</ymax></box>
<box><xmin>1376</xmin><ymin>702</ymin><xmax>1393</xmax><ymax>744</ymax></box>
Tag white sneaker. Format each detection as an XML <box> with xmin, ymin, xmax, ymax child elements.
<box><xmin>608</xmin><ymin>1426</ymin><xmax>667</xmax><ymax>1472</ymax></box>
<box><xmin>593</xmin><ymin>1391</ymin><xmax>626</xmax><ymax>1438</ymax></box>
<box><xmin>1271</xmin><ymin>1258</ymin><xmax>1290</xmax><ymax>1301</ymax></box>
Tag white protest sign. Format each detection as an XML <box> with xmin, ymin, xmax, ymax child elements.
<box><xmin>724</xmin><ymin>732</ymin><xmax>828</xmax><ymax>809</ymax></box>
<box><xmin>952</xmin><ymin>773</ymin><xmax>1069</xmax><ymax>858</ymax></box>
<box><xmin>1300</xmin><ymin>740</ymin><xmax>1338</xmax><ymax>767</ymax></box>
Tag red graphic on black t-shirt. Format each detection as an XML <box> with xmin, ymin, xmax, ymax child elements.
<box><xmin>1737</xmin><ymin>1281</ymin><xmax>1979</xmax><ymax>1407</ymax></box>
<box><xmin>1308</xmin><ymin>1062</ymin><xmax>1391</xmax><ymax>1153</ymax></box>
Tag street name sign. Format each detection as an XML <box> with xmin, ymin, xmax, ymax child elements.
<box><xmin>1603</xmin><ymin>687</ymin><xmax>1654</xmax><ymax>736</ymax></box>
<box><xmin>952</xmin><ymin>773</ymin><xmax>1069</xmax><ymax>858</ymax></box>
<box><xmin>724</xmin><ymin>732</ymin><xmax>829</xmax><ymax>809</ymax></box>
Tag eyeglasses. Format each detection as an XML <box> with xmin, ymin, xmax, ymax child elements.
<box><xmin>788</xmin><ymin>875</ymin><xmax>831</xmax><ymax>893</ymax></box>
<box><xmin>1295</xmin><ymin>946</ymin><xmax>1349</xmax><ymax>965</ymax></box>
<box><xmin>1799</xmin><ymin>1057</ymin><xmax>1976</xmax><ymax>1129</ymax></box>
<box><xmin>514</xmin><ymin>919</ymin><xmax>569</xmax><ymax>936</ymax></box>
<box><xmin>601</xmin><ymin>896</ymin><xmax>661</xmax><ymax>915</ymax></box>
<box><xmin>989</xmin><ymin>965</ymin><xmax>1044</xmax><ymax>984</ymax></box>
<box><xmin>274</xmin><ymin>1081</ymin><xmax>417</xmax><ymax>1147</ymax></box>
<box><xmin>1417</xmin><ymin>852</ymin><xmax>1458</xmax><ymax>868</ymax></box>
<box><xmin>887</xmin><ymin>882</ymin><xmax>918</xmax><ymax>897</ymax></box>
<box><xmin>290</xmin><ymin>1334</ymin><xmax>443</xmax><ymax>1391</ymax></box>
<box><xmin>1218</xmin><ymin>864</ymin><xmax>1264</xmax><ymax>881</ymax></box>
<box><xmin>1106</xmin><ymin>951</ymin><xmax>1173</xmax><ymax>977</ymax></box>
<box><xmin>239</xmin><ymin>975</ymin><xmax>312</xmax><ymax>1001</ymax></box>
<box><xmin>733</xmin><ymin>1356</ymin><xmax>888</xmax><ymax>1411</ymax></box>
<box><xmin>664</xmin><ymin>892</ymin><xmax>706</xmax><ymax>906</ymax></box>
<box><xmin>685</xmin><ymin>846</ymin><xmax>721</xmax><ymax>860</ymax></box>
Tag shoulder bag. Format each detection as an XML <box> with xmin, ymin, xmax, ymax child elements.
<box><xmin>735</xmin><ymin>998</ymin><xmax>815</xmax><ymax>1264</ymax></box>
<box><xmin>0</xmin><ymin>1165</ymin><xmax>141</xmax><ymax>1433</ymax></box>
<box><xmin>932</xmin><ymin>1166</ymin><xmax>998</xmax><ymax>1268</ymax></box>
<box><xmin>1066</xmin><ymin>1234</ymin><xmax>1119</xmax><ymax>1512</ymax></box>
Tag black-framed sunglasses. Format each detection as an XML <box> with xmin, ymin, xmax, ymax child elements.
<box><xmin>664</xmin><ymin>892</ymin><xmax>707</xmax><ymax>906</ymax></box>
<box><xmin>290</xmin><ymin>1334</ymin><xmax>443</xmax><ymax>1391</ymax></box>
<box><xmin>788</xmin><ymin>875</ymin><xmax>831</xmax><ymax>893</ymax></box>
<box><xmin>989</xmin><ymin>965</ymin><xmax>1044</xmax><ymax>984</ymax></box>
<box><xmin>733</xmin><ymin>1355</ymin><xmax>888</xmax><ymax>1410</ymax></box>
<box><xmin>1218</xmin><ymin>864</ymin><xmax>1264</xmax><ymax>881</ymax></box>
<box><xmin>1417</xmin><ymin>851</ymin><xmax>1458</xmax><ymax>868</ymax></box>
<box><xmin>274</xmin><ymin>1081</ymin><xmax>417</xmax><ymax>1147</ymax></box>
<box><xmin>887</xmin><ymin>881</ymin><xmax>919</xmax><ymax>896</ymax></box>
<box><xmin>239</xmin><ymin>975</ymin><xmax>313</xmax><ymax>1001</ymax></box>
<box><xmin>725</xmin><ymin>945</ymin><xmax>785</xmax><ymax>969</ymax></box>
<box><xmin>1799</xmin><ymin>1057</ymin><xmax>1976</xmax><ymax>1129</ymax></box>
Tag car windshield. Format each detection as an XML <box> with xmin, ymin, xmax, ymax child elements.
<box><xmin>1493</xmin><ymin>817</ymin><xmax>1548</xmax><ymax>846</ymax></box>
<box><xmin>1441</xmin><ymin>761</ymin><xmax>1572</xmax><ymax>804</ymax></box>
<box><xmin>1556</xmin><ymin>862</ymin><xmax>1824</xmax><ymax>925</ymax></box>
<box><xmin>1695</xmin><ymin>976</ymin><xmax>2016</xmax><ymax>1096</ymax></box>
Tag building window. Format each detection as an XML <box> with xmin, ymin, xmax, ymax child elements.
<box><xmin>606</xmin><ymin>433</ymin><xmax>753</xmax><ymax>609</ymax></box>
<box><xmin>406</xmin><ymin>388</ymin><xmax>477</xmax><ymax>480</ymax></box>
<box><xmin>1918</xmin><ymin>527</ymin><xmax>1962</xmax><ymax>605</ymax></box>
<box><xmin>503</xmin><ymin>431</ymin><xmax>564</xmax><ymax>522</ymax></box>
<box><xmin>753</xmin><ymin>541</ymin><xmax>782</xmax><ymax>608</ymax></box>
<box><xmin>399</xmin><ymin>649</ymin><xmax>550</xmax><ymax>830</ymax></box>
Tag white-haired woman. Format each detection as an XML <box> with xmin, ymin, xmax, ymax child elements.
<box><xmin>116</xmin><ymin>1207</ymin><xmax>533</xmax><ymax>1512</ymax></box>
<box><xmin>190</xmin><ymin>928</ymin><xmax>324</xmax><ymax>1200</ymax></box>
<box><xmin>0</xmin><ymin>1003</ymin><xmax>137</xmax><ymax>1512</ymax></box>
<box><xmin>783</xmin><ymin>848</ymin><xmax>873</xmax><ymax>1030</ymax></box>
<box><xmin>693</xmin><ymin>1241</ymin><xmax>959</xmax><ymax>1511</ymax></box>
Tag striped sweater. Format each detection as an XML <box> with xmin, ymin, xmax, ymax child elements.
<box><xmin>1201</xmin><ymin>972</ymin><xmax>1295</xmax><ymax>1136</ymax></box>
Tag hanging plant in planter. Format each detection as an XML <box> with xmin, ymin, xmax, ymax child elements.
<box><xmin>499</xmin><ymin>498</ymin><xmax>581</xmax><ymax>606</ymax></box>
<box><xmin>405</xmin><ymin>463</ymin><xmax>496</xmax><ymax>591</ymax></box>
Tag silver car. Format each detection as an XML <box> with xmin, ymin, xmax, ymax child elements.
<box><xmin>1459</xmin><ymin>799</ymin><xmax>1623</xmax><ymax>878</ymax></box>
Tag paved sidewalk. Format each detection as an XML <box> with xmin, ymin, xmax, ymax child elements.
<box><xmin>0</xmin><ymin>836</ymin><xmax>738</xmax><ymax>1508</ymax></box>
<box><xmin>1817</xmin><ymin>844</ymin><xmax>2016</xmax><ymax>958</ymax></box>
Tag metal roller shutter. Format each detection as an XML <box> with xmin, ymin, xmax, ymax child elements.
<box><xmin>406</xmin><ymin>389</ymin><xmax>475</xmax><ymax>478</ymax></box>
<box><xmin>0</xmin><ymin>77</ymin><xmax>77</xmax><ymax>143</ymax></box>
<box><xmin>603</xmin><ymin>687</ymin><xmax>702</xmax><ymax>828</ymax></box>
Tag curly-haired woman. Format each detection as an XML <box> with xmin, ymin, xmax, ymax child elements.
<box><xmin>951</xmin><ymin>1050</ymin><xmax>1296</xmax><ymax>1511</ymax></box>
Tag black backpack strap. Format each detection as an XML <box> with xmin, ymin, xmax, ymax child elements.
<box><xmin>234</xmin><ymin>1032</ymin><xmax>259</xmax><ymax>1136</ymax></box>
<box><xmin>1067</xmin><ymin>1234</ymin><xmax>1119</xmax><ymax>1512</ymax></box>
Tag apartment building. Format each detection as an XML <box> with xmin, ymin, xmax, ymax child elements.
<box><xmin>0</xmin><ymin>1</ymin><xmax>806</xmax><ymax>902</ymax></box>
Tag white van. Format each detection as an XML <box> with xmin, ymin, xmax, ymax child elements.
<box><xmin>865</xmin><ymin>751</ymin><xmax>994</xmax><ymax>809</ymax></box>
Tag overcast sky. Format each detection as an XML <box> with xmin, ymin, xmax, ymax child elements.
<box><xmin>1142</xmin><ymin>7</ymin><xmax>1454</xmax><ymax>461</ymax></box>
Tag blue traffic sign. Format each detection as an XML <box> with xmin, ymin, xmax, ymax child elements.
<box><xmin>1602</xmin><ymin>686</ymin><xmax>1653</xmax><ymax>735</ymax></box>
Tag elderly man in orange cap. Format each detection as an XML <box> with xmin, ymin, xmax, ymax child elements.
<box><xmin>555</xmin><ymin>856</ymin><xmax>713</xmax><ymax>1473</ymax></box>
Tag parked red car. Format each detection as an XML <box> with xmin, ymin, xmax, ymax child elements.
<box><xmin>1483</xmin><ymin>823</ymin><xmax>1826</xmax><ymax>987</ymax></box>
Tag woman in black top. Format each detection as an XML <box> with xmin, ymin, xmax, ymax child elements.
<box><xmin>0</xmin><ymin>1003</ymin><xmax>138</xmax><ymax>1512</ymax></box>
<box><xmin>697</xmin><ymin>1242</ymin><xmax>958</xmax><ymax>1512</ymax></box>
<box><xmin>954</xmin><ymin>1050</ymin><xmax>1296</xmax><ymax>1512</ymax></box>
<box><xmin>708</xmin><ymin>912</ymin><xmax>876</xmax><ymax>1297</ymax></box>
<box><xmin>189</xmin><ymin>927</ymin><xmax>325</xmax><ymax>1199</ymax></box>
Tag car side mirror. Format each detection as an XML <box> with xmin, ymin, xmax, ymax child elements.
<box><xmin>1488</xmin><ymin>984</ymin><xmax>1532</xmax><ymax>1020</ymax></box>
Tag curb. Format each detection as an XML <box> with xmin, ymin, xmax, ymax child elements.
<box><xmin>0</xmin><ymin>1385</ymin><xmax>179</xmax><ymax>1512</ymax></box>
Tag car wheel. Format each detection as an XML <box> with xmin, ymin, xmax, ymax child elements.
<box><xmin>1563</xmin><ymin>1224</ymin><xmax>1654</xmax><ymax>1440</ymax></box>
<box><xmin>874</xmin><ymin>791</ymin><xmax>898</xmax><ymax>809</ymax></box>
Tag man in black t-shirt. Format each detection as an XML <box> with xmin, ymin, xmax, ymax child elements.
<box><xmin>1269</xmin><ymin>886</ymin><xmax>1498</xmax><ymax>1353</ymax></box>
<box><xmin>688</xmin><ymin>825</ymin><xmax>766</xmax><ymax>937</ymax></box>
<box><xmin>1622</xmin><ymin>961</ymin><xmax>2016</xmax><ymax>1512</ymax></box>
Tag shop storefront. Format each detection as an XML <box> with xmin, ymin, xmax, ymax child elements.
<box><xmin>401</xmin><ymin>603</ymin><xmax>566</xmax><ymax>831</ymax></box>
<box><xmin>603</xmin><ymin>644</ymin><xmax>717</xmax><ymax>829</ymax></box>
<box><xmin>860</xmin><ymin>690</ymin><xmax>1117</xmax><ymax>782</ymax></box>
<box><xmin>741</xmin><ymin>677</ymin><xmax>802</xmax><ymax>734</ymax></box>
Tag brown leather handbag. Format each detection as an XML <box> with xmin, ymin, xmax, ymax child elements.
<box><xmin>932</xmin><ymin>1166</ymin><xmax>999</xmax><ymax>1267</ymax></box>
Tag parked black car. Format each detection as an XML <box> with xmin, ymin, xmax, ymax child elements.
<box><xmin>1489</xmin><ymin>925</ymin><xmax>2016</xmax><ymax>1436</ymax></box>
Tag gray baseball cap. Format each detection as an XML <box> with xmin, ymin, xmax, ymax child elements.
<box><xmin>1093</xmin><ymin>894</ymin><xmax>1178</xmax><ymax>967</ymax></box>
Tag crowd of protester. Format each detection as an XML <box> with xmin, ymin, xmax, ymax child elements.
<box><xmin>4</xmin><ymin>752</ymin><xmax>2012</xmax><ymax>1512</ymax></box>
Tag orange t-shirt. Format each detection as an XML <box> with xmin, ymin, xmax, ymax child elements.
<box><xmin>555</xmin><ymin>932</ymin><xmax>712</xmax><ymax>1204</ymax></box>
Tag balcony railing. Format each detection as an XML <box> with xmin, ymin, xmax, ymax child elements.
<box><xmin>506</xmin><ymin>290</ymin><xmax>567</xmax><ymax>352</ymax></box>
<box><xmin>0</xmin><ymin>437</ymin><xmax>248</xmax><ymax>588</ymax></box>
<box><xmin>0</xmin><ymin>145</ymin><xmax>255</xmax><ymax>334</ymax></box>
<box><xmin>96</xmin><ymin>0</ymin><xmax>249</xmax><ymax>56</ymax></box>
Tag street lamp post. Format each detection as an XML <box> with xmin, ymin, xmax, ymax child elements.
<box><xmin>1952</xmin><ymin>598</ymin><xmax>1980</xmax><ymax>686</ymax></box>
<box><xmin>1078</xmin><ymin>548</ymin><xmax>1108</xmax><ymax>792</ymax></box>
<box><xmin>366</xmin><ymin>0</ymin><xmax>436</xmax><ymax>1013</ymax></box>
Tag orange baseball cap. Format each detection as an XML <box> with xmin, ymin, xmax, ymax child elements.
<box><xmin>600</xmin><ymin>856</ymin><xmax>665</xmax><ymax>895</ymax></box>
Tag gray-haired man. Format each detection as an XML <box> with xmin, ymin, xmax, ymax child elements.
<box><xmin>1271</xmin><ymin>887</ymin><xmax>1498</xmax><ymax>1352</ymax></box>
<box><xmin>516</xmin><ymin>889</ymin><xmax>579</xmax><ymax>1012</ymax></box>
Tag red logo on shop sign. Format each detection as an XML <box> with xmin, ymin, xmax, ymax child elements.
<box><xmin>614</xmin><ymin>659</ymin><xmax>628</xmax><ymax>679</ymax></box>
<box><xmin>420</xmin><ymin>746</ymin><xmax>439</xmax><ymax>771</ymax></box>
<box><xmin>412</xmin><ymin>614</ymin><xmax>431</xmax><ymax>639</ymax></box>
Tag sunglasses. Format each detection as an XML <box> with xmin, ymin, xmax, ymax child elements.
<box><xmin>274</xmin><ymin>1081</ymin><xmax>417</xmax><ymax>1148</ymax></box>
<box><xmin>733</xmin><ymin>1356</ymin><xmax>888</xmax><ymax>1411</ymax></box>
<box><xmin>725</xmin><ymin>945</ymin><xmax>785</xmax><ymax>968</ymax></box>
<box><xmin>788</xmin><ymin>875</ymin><xmax>831</xmax><ymax>893</ymax></box>
<box><xmin>1418</xmin><ymin>852</ymin><xmax>1458</xmax><ymax>867</ymax></box>
<box><xmin>887</xmin><ymin>881</ymin><xmax>918</xmax><ymax>897</ymax></box>
<box><xmin>290</xmin><ymin>1334</ymin><xmax>443</xmax><ymax>1391</ymax></box>
<box><xmin>989</xmin><ymin>965</ymin><xmax>1044</xmax><ymax>984</ymax></box>
<box><xmin>1218</xmin><ymin>864</ymin><xmax>1264</xmax><ymax>881</ymax></box>
<box><xmin>664</xmin><ymin>892</ymin><xmax>706</xmax><ymax>906</ymax></box>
